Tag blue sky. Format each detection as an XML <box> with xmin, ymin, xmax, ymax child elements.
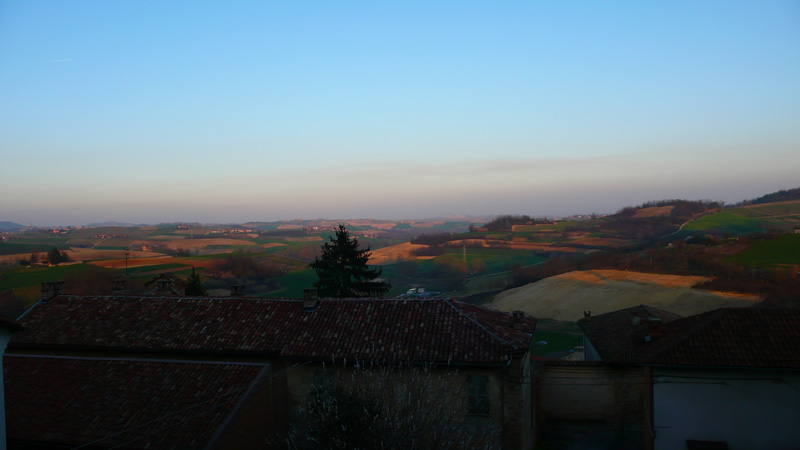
<box><xmin>2</xmin><ymin>1</ymin><xmax>799</xmax><ymax>225</ymax></box>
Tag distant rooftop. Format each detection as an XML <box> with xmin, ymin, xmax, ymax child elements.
<box><xmin>633</xmin><ymin>307</ymin><xmax>800</xmax><ymax>369</ymax></box>
<box><xmin>579</xmin><ymin>304</ymin><xmax>683</xmax><ymax>363</ymax></box>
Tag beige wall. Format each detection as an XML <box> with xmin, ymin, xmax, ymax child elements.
<box><xmin>534</xmin><ymin>362</ymin><xmax>651</xmax><ymax>449</ymax></box>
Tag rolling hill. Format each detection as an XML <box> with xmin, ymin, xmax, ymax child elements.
<box><xmin>487</xmin><ymin>269</ymin><xmax>760</xmax><ymax>322</ymax></box>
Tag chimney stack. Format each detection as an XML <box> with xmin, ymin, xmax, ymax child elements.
<box><xmin>647</xmin><ymin>317</ymin><xmax>664</xmax><ymax>338</ymax></box>
<box><xmin>40</xmin><ymin>281</ymin><xmax>64</xmax><ymax>302</ymax></box>
<box><xmin>644</xmin><ymin>317</ymin><xmax>664</xmax><ymax>342</ymax></box>
<box><xmin>584</xmin><ymin>310</ymin><xmax>592</xmax><ymax>321</ymax></box>
<box><xmin>230</xmin><ymin>285</ymin><xmax>246</xmax><ymax>297</ymax></box>
<box><xmin>303</xmin><ymin>288</ymin><xmax>318</xmax><ymax>311</ymax></box>
<box><xmin>512</xmin><ymin>310</ymin><xmax>525</xmax><ymax>331</ymax></box>
<box><xmin>113</xmin><ymin>279</ymin><xmax>127</xmax><ymax>296</ymax></box>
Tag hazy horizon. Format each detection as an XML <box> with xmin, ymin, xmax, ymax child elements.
<box><xmin>3</xmin><ymin>2</ymin><xmax>799</xmax><ymax>227</ymax></box>
<box><xmin>2</xmin><ymin>182</ymin><xmax>792</xmax><ymax>228</ymax></box>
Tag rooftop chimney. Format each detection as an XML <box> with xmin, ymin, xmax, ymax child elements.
<box><xmin>40</xmin><ymin>281</ymin><xmax>64</xmax><ymax>302</ymax></box>
<box><xmin>645</xmin><ymin>317</ymin><xmax>664</xmax><ymax>341</ymax></box>
<box><xmin>512</xmin><ymin>310</ymin><xmax>525</xmax><ymax>331</ymax></box>
<box><xmin>648</xmin><ymin>317</ymin><xmax>664</xmax><ymax>337</ymax></box>
<box><xmin>230</xmin><ymin>285</ymin><xmax>246</xmax><ymax>297</ymax></box>
<box><xmin>583</xmin><ymin>310</ymin><xmax>592</xmax><ymax>321</ymax></box>
<box><xmin>303</xmin><ymin>288</ymin><xmax>318</xmax><ymax>311</ymax></box>
<box><xmin>112</xmin><ymin>279</ymin><xmax>127</xmax><ymax>296</ymax></box>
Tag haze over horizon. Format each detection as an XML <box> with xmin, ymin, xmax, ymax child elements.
<box><xmin>2</xmin><ymin>1</ymin><xmax>799</xmax><ymax>227</ymax></box>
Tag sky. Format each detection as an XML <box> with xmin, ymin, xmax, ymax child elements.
<box><xmin>1</xmin><ymin>1</ymin><xmax>799</xmax><ymax>226</ymax></box>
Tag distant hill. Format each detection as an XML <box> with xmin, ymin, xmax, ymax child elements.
<box><xmin>738</xmin><ymin>187</ymin><xmax>800</xmax><ymax>206</ymax></box>
<box><xmin>683</xmin><ymin>198</ymin><xmax>800</xmax><ymax>236</ymax></box>
<box><xmin>0</xmin><ymin>221</ymin><xmax>24</xmax><ymax>232</ymax></box>
<box><xmin>84</xmin><ymin>221</ymin><xmax>144</xmax><ymax>228</ymax></box>
<box><xmin>564</xmin><ymin>199</ymin><xmax>722</xmax><ymax>242</ymax></box>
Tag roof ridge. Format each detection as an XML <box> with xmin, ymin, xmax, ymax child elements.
<box><xmin>445</xmin><ymin>299</ymin><xmax>515</xmax><ymax>350</ymax></box>
<box><xmin>638</xmin><ymin>308</ymin><xmax>726</xmax><ymax>362</ymax></box>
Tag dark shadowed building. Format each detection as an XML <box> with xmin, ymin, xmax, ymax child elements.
<box><xmin>6</xmin><ymin>292</ymin><xmax>536</xmax><ymax>449</ymax></box>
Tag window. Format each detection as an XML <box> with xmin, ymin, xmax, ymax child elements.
<box><xmin>467</xmin><ymin>375</ymin><xmax>489</xmax><ymax>414</ymax></box>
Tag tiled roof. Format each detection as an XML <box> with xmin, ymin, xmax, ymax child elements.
<box><xmin>4</xmin><ymin>355</ymin><xmax>268</xmax><ymax>449</ymax></box>
<box><xmin>11</xmin><ymin>296</ymin><xmax>535</xmax><ymax>365</ymax></box>
<box><xmin>578</xmin><ymin>305</ymin><xmax>684</xmax><ymax>363</ymax></box>
<box><xmin>634</xmin><ymin>307</ymin><xmax>800</xmax><ymax>368</ymax></box>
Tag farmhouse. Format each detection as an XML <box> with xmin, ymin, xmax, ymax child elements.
<box><xmin>5</xmin><ymin>288</ymin><xmax>536</xmax><ymax>449</ymax></box>
<box><xmin>573</xmin><ymin>305</ymin><xmax>800</xmax><ymax>450</ymax></box>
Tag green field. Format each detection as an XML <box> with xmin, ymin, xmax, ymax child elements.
<box><xmin>0</xmin><ymin>264</ymin><xmax>92</xmax><ymax>291</ymax></box>
<box><xmin>432</xmin><ymin>221</ymin><xmax>472</xmax><ymax>231</ymax></box>
<box><xmin>124</xmin><ymin>263</ymin><xmax>192</xmax><ymax>275</ymax></box>
<box><xmin>734</xmin><ymin>202</ymin><xmax>800</xmax><ymax>217</ymax></box>
<box><xmin>267</xmin><ymin>268</ymin><xmax>318</xmax><ymax>298</ymax></box>
<box><xmin>441</xmin><ymin>248</ymin><xmax>547</xmax><ymax>272</ymax></box>
<box><xmin>0</xmin><ymin>241</ymin><xmax>72</xmax><ymax>256</ymax></box>
<box><xmin>682</xmin><ymin>200</ymin><xmax>800</xmax><ymax>237</ymax></box>
<box><xmin>529</xmin><ymin>319</ymin><xmax>583</xmax><ymax>357</ymax></box>
<box><xmin>529</xmin><ymin>330</ymin><xmax>584</xmax><ymax>357</ymax></box>
<box><xmin>379</xmin><ymin>248</ymin><xmax>547</xmax><ymax>296</ymax></box>
<box><xmin>185</xmin><ymin>252</ymin><xmax>263</xmax><ymax>260</ymax></box>
<box><xmin>729</xmin><ymin>234</ymin><xmax>800</xmax><ymax>267</ymax></box>
<box><xmin>682</xmin><ymin>212</ymin><xmax>767</xmax><ymax>235</ymax></box>
<box><xmin>206</xmin><ymin>245</ymin><xmax>253</xmax><ymax>251</ymax></box>
<box><xmin>456</xmin><ymin>273</ymin><xmax>511</xmax><ymax>298</ymax></box>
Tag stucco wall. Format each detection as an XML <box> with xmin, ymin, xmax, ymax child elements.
<box><xmin>538</xmin><ymin>364</ymin><xmax>619</xmax><ymax>421</ymax></box>
<box><xmin>653</xmin><ymin>367</ymin><xmax>800</xmax><ymax>450</ymax></box>
<box><xmin>284</xmin><ymin>362</ymin><xmax>525</xmax><ymax>447</ymax></box>
<box><xmin>535</xmin><ymin>362</ymin><xmax>650</xmax><ymax>449</ymax></box>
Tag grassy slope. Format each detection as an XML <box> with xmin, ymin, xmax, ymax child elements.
<box><xmin>729</xmin><ymin>234</ymin><xmax>800</xmax><ymax>267</ymax></box>
<box><xmin>0</xmin><ymin>264</ymin><xmax>91</xmax><ymax>292</ymax></box>
<box><xmin>488</xmin><ymin>271</ymin><xmax>758</xmax><ymax>322</ymax></box>
<box><xmin>682</xmin><ymin>211</ymin><xmax>768</xmax><ymax>235</ymax></box>
<box><xmin>683</xmin><ymin>200</ymin><xmax>800</xmax><ymax>236</ymax></box>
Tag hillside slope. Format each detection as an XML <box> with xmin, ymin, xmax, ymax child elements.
<box><xmin>487</xmin><ymin>270</ymin><xmax>759</xmax><ymax>322</ymax></box>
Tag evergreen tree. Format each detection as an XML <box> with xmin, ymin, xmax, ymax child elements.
<box><xmin>46</xmin><ymin>247</ymin><xmax>68</xmax><ymax>265</ymax></box>
<box><xmin>309</xmin><ymin>225</ymin><xmax>391</xmax><ymax>297</ymax></box>
<box><xmin>184</xmin><ymin>267</ymin><xmax>208</xmax><ymax>296</ymax></box>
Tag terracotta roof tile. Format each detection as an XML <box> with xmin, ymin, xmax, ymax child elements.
<box><xmin>4</xmin><ymin>355</ymin><xmax>267</xmax><ymax>449</ymax></box>
<box><xmin>12</xmin><ymin>296</ymin><xmax>535</xmax><ymax>365</ymax></box>
<box><xmin>578</xmin><ymin>305</ymin><xmax>684</xmax><ymax>363</ymax></box>
<box><xmin>634</xmin><ymin>307</ymin><xmax>800</xmax><ymax>368</ymax></box>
